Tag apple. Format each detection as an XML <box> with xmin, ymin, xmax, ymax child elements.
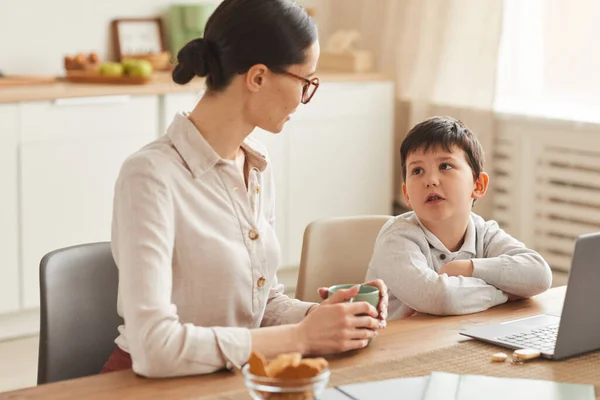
<box><xmin>124</xmin><ymin>59</ymin><xmax>153</xmax><ymax>78</ymax></box>
<box><xmin>99</xmin><ymin>62</ymin><xmax>124</xmax><ymax>77</ymax></box>
<box><xmin>121</xmin><ymin>59</ymin><xmax>138</xmax><ymax>74</ymax></box>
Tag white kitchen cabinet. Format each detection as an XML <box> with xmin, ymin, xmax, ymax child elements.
<box><xmin>0</xmin><ymin>105</ymin><xmax>20</xmax><ymax>313</ymax></box>
<box><xmin>286</xmin><ymin>81</ymin><xmax>394</xmax><ymax>267</ymax></box>
<box><xmin>19</xmin><ymin>95</ymin><xmax>159</xmax><ymax>309</ymax></box>
<box><xmin>160</xmin><ymin>91</ymin><xmax>204</xmax><ymax>134</ymax></box>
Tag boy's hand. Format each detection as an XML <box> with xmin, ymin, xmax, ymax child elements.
<box><xmin>438</xmin><ymin>260</ymin><xmax>474</xmax><ymax>277</ymax></box>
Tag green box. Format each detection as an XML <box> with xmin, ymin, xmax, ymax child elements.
<box><xmin>167</xmin><ymin>4</ymin><xmax>217</xmax><ymax>56</ymax></box>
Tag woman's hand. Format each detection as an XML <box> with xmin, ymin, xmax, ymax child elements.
<box><xmin>295</xmin><ymin>300</ymin><xmax>382</xmax><ymax>355</ymax></box>
<box><xmin>317</xmin><ymin>279</ymin><xmax>389</xmax><ymax>322</ymax></box>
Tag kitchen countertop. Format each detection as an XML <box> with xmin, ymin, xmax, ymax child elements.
<box><xmin>0</xmin><ymin>71</ymin><xmax>392</xmax><ymax>104</ymax></box>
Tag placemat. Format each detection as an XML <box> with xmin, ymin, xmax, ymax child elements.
<box><xmin>218</xmin><ymin>341</ymin><xmax>600</xmax><ymax>399</ymax></box>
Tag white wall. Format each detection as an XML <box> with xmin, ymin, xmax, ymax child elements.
<box><xmin>0</xmin><ymin>0</ymin><xmax>217</xmax><ymax>75</ymax></box>
<box><xmin>0</xmin><ymin>0</ymin><xmax>319</xmax><ymax>76</ymax></box>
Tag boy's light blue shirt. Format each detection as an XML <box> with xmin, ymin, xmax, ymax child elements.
<box><xmin>366</xmin><ymin>212</ymin><xmax>552</xmax><ymax>320</ymax></box>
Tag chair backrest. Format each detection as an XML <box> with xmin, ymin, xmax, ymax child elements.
<box><xmin>38</xmin><ymin>242</ymin><xmax>123</xmax><ymax>384</ymax></box>
<box><xmin>295</xmin><ymin>215</ymin><xmax>393</xmax><ymax>303</ymax></box>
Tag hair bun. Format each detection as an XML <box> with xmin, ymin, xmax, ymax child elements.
<box><xmin>172</xmin><ymin>38</ymin><xmax>211</xmax><ymax>85</ymax></box>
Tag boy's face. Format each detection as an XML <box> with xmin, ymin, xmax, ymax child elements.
<box><xmin>402</xmin><ymin>145</ymin><xmax>488</xmax><ymax>225</ymax></box>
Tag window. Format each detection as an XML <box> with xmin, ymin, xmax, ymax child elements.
<box><xmin>494</xmin><ymin>0</ymin><xmax>600</xmax><ymax>123</ymax></box>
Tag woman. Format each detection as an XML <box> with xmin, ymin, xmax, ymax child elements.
<box><xmin>102</xmin><ymin>0</ymin><xmax>388</xmax><ymax>378</ymax></box>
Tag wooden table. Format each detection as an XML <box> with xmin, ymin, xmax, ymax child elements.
<box><xmin>0</xmin><ymin>287</ymin><xmax>570</xmax><ymax>399</ymax></box>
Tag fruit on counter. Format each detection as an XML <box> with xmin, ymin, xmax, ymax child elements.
<box><xmin>74</xmin><ymin>53</ymin><xmax>87</xmax><ymax>65</ymax></box>
<box><xmin>122</xmin><ymin>59</ymin><xmax>153</xmax><ymax>78</ymax></box>
<box><xmin>120</xmin><ymin>59</ymin><xmax>138</xmax><ymax>72</ymax></box>
<box><xmin>96</xmin><ymin>59</ymin><xmax>153</xmax><ymax>78</ymax></box>
<box><xmin>88</xmin><ymin>52</ymin><xmax>99</xmax><ymax>64</ymax></box>
<box><xmin>99</xmin><ymin>62</ymin><xmax>124</xmax><ymax>77</ymax></box>
<box><xmin>65</xmin><ymin>53</ymin><xmax>154</xmax><ymax>79</ymax></box>
<box><xmin>64</xmin><ymin>51</ymin><xmax>100</xmax><ymax>71</ymax></box>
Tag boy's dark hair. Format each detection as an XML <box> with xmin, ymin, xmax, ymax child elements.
<box><xmin>172</xmin><ymin>0</ymin><xmax>317</xmax><ymax>92</ymax></box>
<box><xmin>400</xmin><ymin>116</ymin><xmax>485</xmax><ymax>182</ymax></box>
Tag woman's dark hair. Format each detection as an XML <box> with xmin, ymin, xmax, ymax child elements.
<box><xmin>172</xmin><ymin>0</ymin><xmax>317</xmax><ymax>91</ymax></box>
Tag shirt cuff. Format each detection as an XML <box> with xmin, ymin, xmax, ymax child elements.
<box><xmin>211</xmin><ymin>327</ymin><xmax>252</xmax><ymax>370</ymax></box>
<box><xmin>279</xmin><ymin>300</ymin><xmax>318</xmax><ymax>325</ymax></box>
<box><xmin>471</xmin><ymin>257</ymin><xmax>504</xmax><ymax>287</ymax></box>
<box><xmin>492</xmin><ymin>286</ymin><xmax>509</xmax><ymax>305</ymax></box>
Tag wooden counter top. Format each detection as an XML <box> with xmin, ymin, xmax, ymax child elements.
<box><xmin>0</xmin><ymin>71</ymin><xmax>392</xmax><ymax>104</ymax></box>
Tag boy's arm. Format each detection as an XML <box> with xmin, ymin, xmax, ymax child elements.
<box><xmin>470</xmin><ymin>221</ymin><xmax>553</xmax><ymax>299</ymax></box>
<box><xmin>367</xmin><ymin>224</ymin><xmax>507</xmax><ymax>316</ymax></box>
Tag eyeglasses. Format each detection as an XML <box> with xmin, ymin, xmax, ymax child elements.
<box><xmin>283</xmin><ymin>71</ymin><xmax>320</xmax><ymax>104</ymax></box>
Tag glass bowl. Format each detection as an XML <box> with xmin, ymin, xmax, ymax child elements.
<box><xmin>241</xmin><ymin>363</ymin><xmax>331</xmax><ymax>400</ymax></box>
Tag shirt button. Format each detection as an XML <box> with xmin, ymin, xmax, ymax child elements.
<box><xmin>249</xmin><ymin>229</ymin><xmax>260</xmax><ymax>240</ymax></box>
<box><xmin>257</xmin><ymin>276</ymin><xmax>267</xmax><ymax>288</ymax></box>
<box><xmin>440</xmin><ymin>254</ymin><xmax>447</xmax><ymax>260</ymax></box>
<box><xmin>256</xmin><ymin>186</ymin><xmax>260</xmax><ymax>194</ymax></box>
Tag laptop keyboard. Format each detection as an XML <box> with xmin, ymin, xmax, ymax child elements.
<box><xmin>498</xmin><ymin>324</ymin><xmax>559</xmax><ymax>354</ymax></box>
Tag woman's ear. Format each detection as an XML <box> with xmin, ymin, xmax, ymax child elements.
<box><xmin>245</xmin><ymin>64</ymin><xmax>268</xmax><ymax>93</ymax></box>
<box><xmin>472</xmin><ymin>172</ymin><xmax>489</xmax><ymax>200</ymax></box>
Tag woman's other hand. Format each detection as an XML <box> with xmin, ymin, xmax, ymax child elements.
<box><xmin>295</xmin><ymin>300</ymin><xmax>382</xmax><ymax>355</ymax></box>
<box><xmin>317</xmin><ymin>279</ymin><xmax>388</xmax><ymax>323</ymax></box>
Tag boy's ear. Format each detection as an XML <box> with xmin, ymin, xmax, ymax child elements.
<box><xmin>402</xmin><ymin>183</ymin><xmax>411</xmax><ymax>208</ymax></box>
<box><xmin>472</xmin><ymin>172</ymin><xmax>489</xmax><ymax>200</ymax></box>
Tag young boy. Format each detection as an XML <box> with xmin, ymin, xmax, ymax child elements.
<box><xmin>366</xmin><ymin>116</ymin><xmax>552</xmax><ymax>320</ymax></box>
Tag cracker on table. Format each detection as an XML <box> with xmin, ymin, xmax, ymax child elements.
<box><xmin>266</xmin><ymin>352</ymin><xmax>302</xmax><ymax>377</ymax></box>
<box><xmin>248</xmin><ymin>351</ymin><xmax>269</xmax><ymax>377</ymax></box>
<box><xmin>273</xmin><ymin>358</ymin><xmax>328</xmax><ymax>380</ymax></box>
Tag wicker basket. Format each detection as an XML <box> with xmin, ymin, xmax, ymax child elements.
<box><xmin>124</xmin><ymin>52</ymin><xmax>173</xmax><ymax>71</ymax></box>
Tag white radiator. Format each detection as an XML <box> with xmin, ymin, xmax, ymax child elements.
<box><xmin>492</xmin><ymin>115</ymin><xmax>600</xmax><ymax>272</ymax></box>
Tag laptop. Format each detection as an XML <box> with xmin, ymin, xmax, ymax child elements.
<box><xmin>460</xmin><ymin>232</ymin><xmax>600</xmax><ymax>360</ymax></box>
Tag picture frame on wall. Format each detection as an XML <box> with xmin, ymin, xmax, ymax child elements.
<box><xmin>111</xmin><ymin>18</ymin><xmax>167</xmax><ymax>60</ymax></box>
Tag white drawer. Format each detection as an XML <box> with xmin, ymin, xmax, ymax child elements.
<box><xmin>20</xmin><ymin>94</ymin><xmax>159</xmax><ymax>142</ymax></box>
<box><xmin>0</xmin><ymin>104</ymin><xmax>20</xmax><ymax>314</ymax></box>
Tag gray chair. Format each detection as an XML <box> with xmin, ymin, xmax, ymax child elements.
<box><xmin>38</xmin><ymin>242</ymin><xmax>123</xmax><ymax>384</ymax></box>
